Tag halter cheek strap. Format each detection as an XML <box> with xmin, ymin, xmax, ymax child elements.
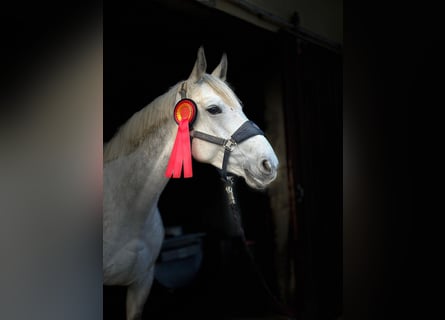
<box><xmin>191</xmin><ymin>120</ymin><xmax>264</xmax><ymax>181</ymax></box>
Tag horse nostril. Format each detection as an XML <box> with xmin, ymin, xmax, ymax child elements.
<box><xmin>262</xmin><ymin>159</ymin><xmax>272</xmax><ymax>173</ymax></box>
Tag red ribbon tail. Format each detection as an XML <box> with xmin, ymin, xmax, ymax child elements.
<box><xmin>182</xmin><ymin>122</ymin><xmax>193</xmax><ymax>178</ymax></box>
<box><xmin>165</xmin><ymin>119</ymin><xmax>193</xmax><ymax>178</ymax></box>
<box><xmin>165</xmin><ymin>128</ymin><xmax>182</xmax><ymax>178</ymax></box>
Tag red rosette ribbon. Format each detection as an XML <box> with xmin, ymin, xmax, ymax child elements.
<box><xmin>165</xmin><ymin>99</ymin><xmax>197</xmax><ymax>178</ymax></box>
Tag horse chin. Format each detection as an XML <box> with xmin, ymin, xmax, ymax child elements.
<box><xmin>242</xmin><ymin>169</ymin><xmax>273</xmax><ymax>190</ymax></box>
<box><xmin>245</xmin><ymin>178</ymin><xmax>267</xmax><ymax>190</ymax></box>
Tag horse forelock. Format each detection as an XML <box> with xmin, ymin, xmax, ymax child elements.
<box><xmin>198</xmin><ymin>74</ymin><xmax>242</xmax><ymax>109</ymax></box>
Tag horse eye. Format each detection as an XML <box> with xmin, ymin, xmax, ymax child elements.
<box><xmin>206</xmin><ymin>105</ymin><xmax>222</xmax><ymax>115</ymax></box>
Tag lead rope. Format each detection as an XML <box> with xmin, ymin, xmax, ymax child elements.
<box><xmin>223</xmin><ymin>177</ymin><xmax>296</xmax><ymax>319</ymax></box>
<box><xmin>189</xmin><ymin>103</ymin><xmax>294</xmax><ymax>316</ymax></box>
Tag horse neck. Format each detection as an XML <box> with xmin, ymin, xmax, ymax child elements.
<box><xmin>105</xmin><ymin>93</ymin><xmax>178</xmax><ymax>219</ymax></box>
<box><xmin>126</xmin><ymin>124</ymin><xmax>176</xmax><ymax>215</ymax></box>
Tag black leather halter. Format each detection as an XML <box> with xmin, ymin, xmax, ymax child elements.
<box><xmin>179</xmin><ymin>81</ymin><xmax>264</xmax><ymax>202</ymax></box>
<box><xmin>191</xmin><ymin>120</ymin><xmax>264</xmax><ymax>182</ymax></box>
<box><xmin>179</xmin><ymin>81</ymin><xmax>264</xmax><ymax>182</ymax></box>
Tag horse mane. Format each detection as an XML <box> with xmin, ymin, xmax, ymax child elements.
<box><xmin>104</xmin><ymin>82</ymin><xmax>181</xmax><ymax>163</ymax></box>
<box><xmin>103</xmin><ymin>75</ymin><xmax>242</xmax><ymax>163</ymax></box>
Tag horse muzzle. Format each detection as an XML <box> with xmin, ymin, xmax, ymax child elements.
<box><xmin>243</xmin><ymin>155</ymin><xmax>278</xmax><ymax>190</ymax></box>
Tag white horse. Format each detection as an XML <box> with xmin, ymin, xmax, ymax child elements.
<box><xmin>103</xmin><ymin>47</ymin><xmax>279</xmax><ymax>320</ymax></box>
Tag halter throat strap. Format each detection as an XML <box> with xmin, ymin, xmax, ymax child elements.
<box><xmin>191</xmin><ymin>120</ymin><xmax>264</xmax><ymax>181</ymax></box>
<box><xmin>179</xmin><ymin>82</ymin><xmax>187</xmax><ymax>99</ymax></box>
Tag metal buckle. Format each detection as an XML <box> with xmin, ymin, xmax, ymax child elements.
<box><xmin>223</xmin><ymin>139</ymin><xmax>237</xmax><ymax>151</ymax></box>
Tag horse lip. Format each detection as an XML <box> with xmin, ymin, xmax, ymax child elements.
<box><xmin>244</xmin><ymin>168</ymin><xmax>269</xmax><ymax>189</ymax></box>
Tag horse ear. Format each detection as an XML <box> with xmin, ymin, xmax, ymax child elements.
<box><xmin>189</xmin><ymin>46</ymin><xmax>207</xmax><ymax>82</ymax></box>
<box><xmin>211</xmin><ymin>53</ymin><xmax>228</xmax><ymax>81</ymax></box>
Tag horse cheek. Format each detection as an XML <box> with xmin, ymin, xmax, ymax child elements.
<box><xmin>191</xmin><ymin>139</ymin><xmax>217</xmax><ymax>163</ymax></box>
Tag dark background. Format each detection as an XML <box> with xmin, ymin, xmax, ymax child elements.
<box><xmin>343</xmin><ymin>1</ymin><xmax>443</xmax><ymax>319</ymax></box>
<box><xmin>104</xmin><ymin>1</ymin><xmax>341</xmax><ymax>319</ymax></box>
<box><xmin>1</xmin><ymin>0</ymin><xmax>440</xmax><ymax>319</ymax></box>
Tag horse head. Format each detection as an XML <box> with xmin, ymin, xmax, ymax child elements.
<box><xmin>180</xmin><ymin>47</ymin><xmax>278</xmax><ymax>189</ymax></box>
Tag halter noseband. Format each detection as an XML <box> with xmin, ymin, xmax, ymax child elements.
<box><xmin>191</xmin><ymin>121</ymin><xmax>264</xmax><ymax>181</ymax></box>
